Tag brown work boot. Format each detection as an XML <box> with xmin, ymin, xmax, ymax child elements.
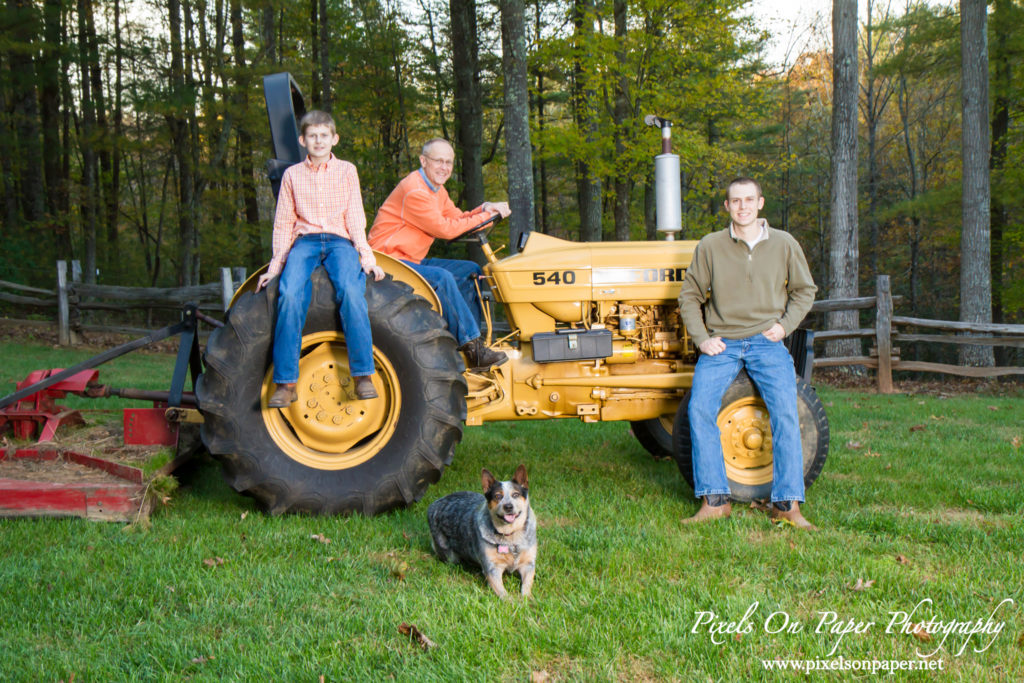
<box><xmin>459</xmin><ymin>337</ymin><xmax>509</xmax><ymax>371</ymax></box>
<box><xmin>354</xmin><ymin>375</ymin><xmax>378</xmax><ymax>400</ymax></box>
<box><xmin>769</xmin><ymin>501</ymin><xmax>818</xmax><ymax>531</ymax></box>
<box><xmin>682</xmin><ymin>496</ymin><xmax>732</xmax><ymax>525</ymax></box>
<box><xmin>267</xmin><ymin>383</ymin><xmax>297</xmax><ymax>408</ymax></box>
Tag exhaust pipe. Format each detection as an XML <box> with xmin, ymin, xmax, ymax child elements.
<box><xmin>645</xmin><ymin>115</ymin><xmax>681</xmax><ymax>241</ymax></box>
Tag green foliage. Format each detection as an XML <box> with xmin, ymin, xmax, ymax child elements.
<box><xmin>0</xmin><ymin>0</ymin><xmax>1020</xmax><ymax>326</ymax></box>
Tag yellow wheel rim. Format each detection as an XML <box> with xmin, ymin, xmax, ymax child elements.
<box><xmin>657</xmin><ymin>415</ymin><xmax>674</xmax><ymax>436</ymax></box>
<box><xmin>718</xmin><ymin>396</ymin><xmax>774</xmax><ymax>486</ymax></box>
<box><xmin>261</xmin><ymin>331</ymin><xmax>401</xmax><ymax>470</ymax></box>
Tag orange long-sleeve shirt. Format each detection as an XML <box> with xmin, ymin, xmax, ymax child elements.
<box><xmin>368</xmin><ymin>169</ymin><xmax>492</xmax><ymax>263</ymax></box>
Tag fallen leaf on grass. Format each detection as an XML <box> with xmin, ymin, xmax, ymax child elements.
<box><xmin>391</xmin><ymin>561</ymin><xmax>410</xmax><ymax>581</ymax></box>
<box><xmin>845</xmin><ymin>440</ymin><xmax>863</xmax><ymax>450</ymax></box>
<box><xmin>911</xmin><ymin>624</ymin><xmax>931</xmax><ymax>642</ymax></box>
<box><xmin>895</xmin><ymin>554</ymin><xmax>911</xmax><ymax>566</ymax></box>
<box><xmin>190</xmin><ymin>655</ymin><xmax>215</xmax><ymax>664</ymax></box>
<box><xmin>531</xmin><ymin>671</ymin><xmax>551</xmax><ymax>683</ymax></box>
<box><xmin>863</xmin><ymin>450</ymin><xmax>882</xmax><ymax>458</ymax></box>
<box><xmin>809</xmin><ymin>588</ymin><xmax>826</xmax><ymax>598</ymax></box>
<box><xmin>398</xmin><ymin>623</ymin><xmax>437</xmax><ymax>651</ymax></box>
<box><xmin>1012</xmin><ymin>437</ymin><xmax>1021</xmax><ymax>449</ymax></box>
<box><xmin>310</xmin><ymin>533</ymin><xmax>331</xmax><ymax>544</ymax></box>
<box><xmin>850</xmin><ymin>578</ymin><xmax>875</xmax><ymax>591</ymax></box>
<box><xmin>988</xmin><ymin>405</ymin><xmax>999</xmax><ymax>411</ymax></box>
<box><xmin>909</xmin><ymin>425</ymin><xmax>925</xmax><ymax>432</ymax></box>
<box><xmin>240</xmin><ymin>511</ymin><xmax>248</xmax><ymax>520</ymax></box>
<box><xmin>202</xmin><ymin>557</ymin><xmax>225</xmax><ymax>568</ymax></box>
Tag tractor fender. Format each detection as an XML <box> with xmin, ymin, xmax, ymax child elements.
<box><xmin>229</xmin><ymin>251</ymin><xmax>442</xmax><ymax>314</ymax></box>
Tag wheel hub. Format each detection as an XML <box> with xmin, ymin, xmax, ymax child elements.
<box><xmin>277</xmin><ymin>342</ymin><xmax>387</xmax><ymax>452</ymax></box>
<box><xmin>718</xmin><ymin>397</ymin><xmax>774</xmax><ymax>484</ymax></box>
<box><xmin>262</xmin><ymin>333</ymin><xmax>400</xmax><ymax>469</ymax></box>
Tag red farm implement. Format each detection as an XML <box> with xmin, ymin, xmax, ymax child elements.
<box><xmin>0</xmin><ymin>305</ymin><xmax>216</xmax><ymax>521</ymax></box>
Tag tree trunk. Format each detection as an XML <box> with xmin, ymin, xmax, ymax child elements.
<box><xmin>310</xmin><ymin>0</ymin><xmax>320</xmax><ymax>108</ymax></box>
<box><xmin>572</xmin><ymin>0</ymin><xmax>601</xmax><ymax>241</ymax></box>
<box><xmin>7</xmin><ymin>0</ymin><xmax>46</xmax><ymax>226</ymax></box>
<box><xmin>319</xmin><ymin>0</ymin><xmax>330</xmax><ymax>110</ymax></box>
<box><xmin>827</xmin><ymin>0</ymin><xmax>860</xmax><ymax>359</ymax></box>
<box><xmin>261</xmin><ymin>1</ymin><xmax>276</xmax><ymax>64</ymax></box>
<box><xmin>860</xmin><ymin>0</ymin><xmax>894</xmax><ymax>280</ymax></box>
<box><xmin>533</xmin><ymin>0</ymin><xmax>548</xmax><ymax>234</ymax></box>
<box><xmin>500</xmin><ymin>0</ymin><xmax>535</xmax><ymax>251</ymax></box>
<box><xmin>168</xmin><ymin>0</ymin><xmax>197</xmax><ymax>286</ymax></box>
<box><xmin>41</xmin><ymin>0</ymin><xmax>62</xmax><ymax>227</ymax></box>
<box><xmin>77</xmin><ymin>0</ymin><xmax>99</xmax><ymax>284</ymax></box>
<box><xmin>419</xmin><ymin>0</ymin><xmax>450</xmax><ymax>142</ymax></box>
<box><xmin>450</xmin><ymin>0</ymin><xmax>484</xmax><ymax>208</ymax></box>
<box><xmin>989</xmin><ymin>0</ymin><xmax>1011</xmax><ymax>364</ymax></box>
<box><xmin>231</xmin><ymin>0</ymin><xmax>261</xmax><ymax>269</ymax></box>
<box><xmin>612</xmin><ymin>0</ymin><xmax>630</xmax><ymax>241</ymax></box>
<box><xmin>959</xmin><ymin>0</ymin><xmax>993</xmax><ymax>366</ymax></box>
<box><xmin>644</xmin><ymin>171</ymin><xmax>656</xmax><ymax>240</ymax></box>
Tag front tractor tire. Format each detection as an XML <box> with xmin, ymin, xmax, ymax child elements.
<box><xmin>196</xmin><ymin>270</ymin><xmax>466</xmax><ymax>516</ymax></box>
<box><xmin>672</xmin><ymin>370</ymin><xmax>829</xmax><ymax>502</ymax></box>
<box><xmin>631</xmin><ymin>416</ymin><xmax>676</xmax><ymax>460</ymax></box>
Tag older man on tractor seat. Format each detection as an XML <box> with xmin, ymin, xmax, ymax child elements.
<box><xmin>369</xmin><ymin>138</ymin><xmax>510</xmax><ymax>371</ymax></box>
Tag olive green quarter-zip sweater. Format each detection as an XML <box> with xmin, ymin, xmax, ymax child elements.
<box><xmin>678</xmin><ymin>221</ymin><xmax>817</xmax><ymax>346</ymax></box>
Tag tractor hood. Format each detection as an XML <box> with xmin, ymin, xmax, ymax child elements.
<box><xmin>487</xmin><ymin>232</ymin><xmax>698</xmax><ymax>309</ymax></box>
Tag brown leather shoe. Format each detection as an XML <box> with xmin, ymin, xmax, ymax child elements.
<box><xmin>770</xmin><ymin>501</ymin><xmax>818</xmax><ymax>531</ymax></box>
<box><xmin>354</xmin><ymin>375</ymin><xmax>378</xmax><ymax>400</ymax></box>
<box><xmin>682</xmin><ymin>497</ymin><xmax>733</xmax><ymax>525</ymax></box>
<box><xmin>267</xmin><ymin>384</ymin><xmax>297</xmax><ymax>408</ymax></box>
<box><xmin>459</xmin><ymin>337</ymin><xmax>509</xmax><ymax>371</ymax></box>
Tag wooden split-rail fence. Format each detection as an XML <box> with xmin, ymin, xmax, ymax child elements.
<box><xmin>1</xmin><ymin>267</ymin><xmax>1021</xmax><ymax>392</ymax></box>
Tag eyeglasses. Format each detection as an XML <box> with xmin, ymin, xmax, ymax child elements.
<box><xmin>424</xmin><ymin>156</ymin><xmax>454</xmax><ymax>167</ymax></box>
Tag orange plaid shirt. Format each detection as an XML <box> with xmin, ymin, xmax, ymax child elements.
<box><xmin>268</xmin><ymin>154</ymin><xmax>374</xmax><ymax>276</ymax></box>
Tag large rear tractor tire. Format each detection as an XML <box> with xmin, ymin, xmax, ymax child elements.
<box><xmin>196</xmin><ymin>270</ymin><xmax>466</xmax><ymax>515</ymax></box>
<box><xmin>672</xmin><ymin>370</ymin><xmax>829</xmax><ymax>502</ymax></box>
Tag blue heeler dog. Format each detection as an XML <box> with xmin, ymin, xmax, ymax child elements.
<box><xmin>427</xmin><ymin>465</ymin><xmax>537</xmax><ymax>598</ymax></box>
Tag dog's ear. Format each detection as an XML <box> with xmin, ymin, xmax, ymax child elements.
<box><xmin>481</xmin><ymin>468</ymin><xmax>496</xmax><ymax>492</ymax></box>
<box><xmin>512</xmin><ymin>464</ymin><xmax>528</xmax><ymax>488</ymax></box>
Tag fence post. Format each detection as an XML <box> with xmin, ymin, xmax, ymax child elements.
<box><xmin>56</xmin><ymin>260</ymin><xmax>71</xmax><ymax>346</ymax></box>
<box><xmin>220</xmin><ymin>268</ymin><xmax>234</xmax><ymax>312</ymax></box>
<box><xmin>231</xmin><ymin>266</ymin><xmax>247</xmax><ymax>291</ymax></box>
<box><xmin>875</xmin><ymin>274</ymin><xmax>893</xmax><ymax>393</ymax></box>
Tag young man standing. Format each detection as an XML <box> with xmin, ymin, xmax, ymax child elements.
<box><xmin>257</xmin><ymin>110</ymin><xmax>384</xmax><ymax>408</ymax></box>
<box><xmin>678</xmin><ymin>178</ymin><xmax>819</xmax><ymax>529</ymax></box>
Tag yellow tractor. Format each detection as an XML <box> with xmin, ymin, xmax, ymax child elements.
<box><xmin>194</xmin><ymin>74</ymin><xmax>828</xmax><ymax>515</ymax></box>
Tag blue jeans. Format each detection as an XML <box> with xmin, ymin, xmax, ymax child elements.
<box><xmin>404</xmin><ymin>257</ymin><xmax>484</xmax><ymax>347</ymax></box>
<box><xmin>688</xmin><ymin>334</ymin><xmax>804</xmax><ymax>503</ymax></box>
<box><xmin>273</xmin><ymin>234</ymin><xmax>374</xmax><ymax>383</ymax></box>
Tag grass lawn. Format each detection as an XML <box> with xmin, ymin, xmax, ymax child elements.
<box><xmin>1</xmin><ymin>341</ymin><xmax>1022</xmax><ymax>681</ymax></box>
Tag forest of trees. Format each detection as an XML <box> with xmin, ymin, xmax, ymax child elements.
<box><xmin>0</xmin><ymin>0</ymin><xmax>1021</xmax><ymax>354</ymax></box>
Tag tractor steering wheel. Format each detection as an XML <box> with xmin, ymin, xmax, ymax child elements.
<box><xmin>445</xmin><ymin>212</ymin><xmax>503</xmax><ymax>245</ymax></box>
